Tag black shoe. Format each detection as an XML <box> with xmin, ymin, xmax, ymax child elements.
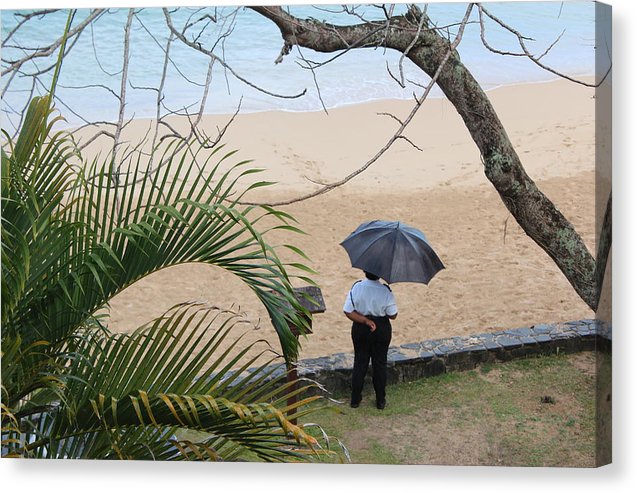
<box><xmin>376</xmin><ymin>400</ymin><xmax>386</xmax><ymax>410</ymax></box>
<box><xmin>350</xmin><ymin>401</ymin><xmax>360</xmax><ymax>408</ymax></box>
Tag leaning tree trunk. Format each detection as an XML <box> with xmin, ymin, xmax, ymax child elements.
<box><xmin>251</xmin><ymin>5</ymin><xmax>601</xmax><ymax>311</ymax></box>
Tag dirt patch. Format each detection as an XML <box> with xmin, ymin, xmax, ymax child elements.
<box><xmin>305</xmin><ymin>352</ymin><xmax>599</xmax><ymax>467</ymax></box>
<box><xmin>568</xmin><ymin>351</ymin><xmax>597</xmax><ymax>378</ymax></box>
<box><xmin>476</xmin><ymin>367</ymin><xmax>504</xmax><ymax>384</ymax></box>
<box><xmin>397</xmin><ymin>408</ymin><xmax>495</xmax><ymax>466</ymax></box>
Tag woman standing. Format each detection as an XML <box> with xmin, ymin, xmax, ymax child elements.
<box><xmin>343</xmin><ymin>271</ymin><xmax>398</xmax><ymax>410</ymax></box>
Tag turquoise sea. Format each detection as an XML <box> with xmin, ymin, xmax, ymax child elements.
<box><xmin>1</xmin><ymin>2</ymin><xmax>604</xmax><ymax>129</ymax></box>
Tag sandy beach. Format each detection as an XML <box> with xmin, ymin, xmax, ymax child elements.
<box><xmin>104</xmin><ymin>78</ymin><xmax>601</xmax><ymax>361</ymax></box>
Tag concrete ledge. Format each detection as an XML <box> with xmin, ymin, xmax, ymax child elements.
<box><xmin>294</xmin><ymin>319</ymin><xmax>612</xmax><ymax>396</ymax></box>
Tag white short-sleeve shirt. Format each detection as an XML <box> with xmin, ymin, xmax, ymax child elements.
<box><xmin>343</xmin><ymin>279</ymin><xmax>398</xmax><ymax>317</ymax></box>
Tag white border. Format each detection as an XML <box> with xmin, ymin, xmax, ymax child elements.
<box><xmin>1</xmin><ymin>1</ymin><xmax>634</xmax><ymax>492</ymax></box>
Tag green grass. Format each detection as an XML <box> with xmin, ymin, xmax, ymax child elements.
<box><xmin>176</xmin><ymin>351</ymin><xmax>604</xmax><ymax>466</ymax></box>
<box><xmin>299</xmin><ymin>351</ymin><xmax>601</xmax><ymax>467</ymax></box>
<box><xmin>356</xmin><ymin>439</ymin><xmax>401</xmax><ymax>465</ymax></box>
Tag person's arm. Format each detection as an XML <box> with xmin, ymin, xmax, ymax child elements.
<box><xmin>386</xmin><ymin>290</ymin><xmax>398</xmax><ymax>320</ymax></box>
<box><xmin>344</xmin><ymin>310</ymin><xmax>376</xmax><ymax>332</ymax></box>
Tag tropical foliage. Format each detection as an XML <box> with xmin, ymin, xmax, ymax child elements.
<box><xmin>0</xmin><ymin>94</ymin><xmax>343</xmax><ymax>461</ymax></box>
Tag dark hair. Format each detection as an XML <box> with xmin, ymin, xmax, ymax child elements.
<box><xmin>364</xmin><ymin>271</ymin><xmax>380</xmax><ymax>281</ymax></box>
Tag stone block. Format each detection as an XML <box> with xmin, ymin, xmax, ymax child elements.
<box><xmin>386</xmin><ymin>367</ymin><xmax>401</xmax><ymax>384</ymax></box>
<box><xmin>400</xmin><ymin>342</ymin><xmax>423</xmax><ymax>351</ymax></box>
<box><xmin>390</xmin><ymin>351</ymin><xmax>417</xmax><ymax>364</ymax></box>
<box><xmin>439</xmin><ymin>344</ymin><xmax>456</xmax><ymax>354</ymax></box>
<box><xmin>477</xmin><ymin>333</ymin><xmax>496</xmax><ymax>341</ymax></box>
<box><xmin>558</xmin><ymin>330</ymin><xmax>579</xmax><ymax>340</ymax></box>
<box><xmin>446</xmin><ymin>350</ymin><xmax>471</xmax><ymax>370</ymax></box>
<box><xmin>506</xmin><ymin>327</ymin><xmax>533</xmax><ymax>337</ymax></box>
<box><xmin>463</xmin><ymin>342</ymin><xmax>486</xmax><ymax>351</ymax></box>
<box><xmin>484</xmin><ymin>339</ymin><xmax>501</xmax><ymax>350</ymax></box>
<box><xmin>496</xmin><ymin>335</ymin><xmax>523</xmax><ymax>349</ymax></box>
<box><xmin>399</xmin><ymin>363</ymin><xmax>427</xmax><ymax>382</ymax></box>
<box><xmin>532</xmin><ymin>324</ymin><xmax>552</xmax><ymax>334</ymax></box>
<box><xmin>418</xmin><ymin>350</ymin><xmax>435</xmax><ymax>360</ymax></box>
<box><xmin>427</xmin><ymin>358</ymin><xmax>446</xmax><ymax>376</ymax></box>
<box><xmin>485</xmin><ymin>351</ymin><xmax>499</xmax><ymax>363</ymax></box>
<box><xmin>510</xmin><ymin>347</ymin><xmax>528</xmax><ymax>359</ymax></box>
<box><xmin>521</xmin><ymin>343</ymin><xmax>543</xmax><ymax>356</ymax></box>
<box><xmin>433</xmin><ymin>346</ymin><xmax>447</xmax><ymax>357</ymax></box>
<box><xmin>536</xmin><ymin>342</ymin><xmax>556</xmax><ymax>356</ymax></box>
<box><xmin>496</xmin><ymin>350</ymin><xmax>514</xmax><ymax>362</ymax></box>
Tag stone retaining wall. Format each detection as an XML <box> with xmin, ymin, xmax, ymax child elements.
<box><xmin>291</xmin><ymin>319</ymin><xmax>612</xmax><ymax>396</ymax></box>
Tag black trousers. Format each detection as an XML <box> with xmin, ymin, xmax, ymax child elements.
<box><xmin>351</xmin><ymin>316</ymin><xmax>392</xmax><ymax>405</ymax></box>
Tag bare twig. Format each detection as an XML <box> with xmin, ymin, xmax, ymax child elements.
<box><xmin>377</xmin><ymin>111</ymin><xmax>404</xmax><ymax>126</ymax></box>
<box><xmin>294</xmin><ymin>46</ymin><xmax>329</xmax><ymax>114</ymax></box>
<box><xmin>89</xmin><ymin>21</ymin><xmax>121</xmax><ymax>77</ymax></box>
<box><xmin>477</xmin><ymin>3</ymin><xmax>610</xmax><ymax>88</ymax></box>
<box><xmin>110</xmin><ymin>9</ymin><xmax>135</xmax><ymax>174</ymax></box>
<box><xmin>396</xmin><ymin>134</ymin><xmax>424</xmax><ymax>152</ymax></box>
<box><xmin>76</xmin><ymin>129</ymin><xmax>116</xmax><ymax>152</ymax></box>
<box><xmin>58</xmin><ymin>82</ymin><xmax>121</xmax><ymax>101</ymax></box>
<box><xmin>134</xmin><ymin>11</ymin><xmax>205</xmax><ymax>87</ymax></box>
<box><xmin>388</xmin><ymin>4</ymin><xmax>429</xmax><ymax>88</ymax></box>
<box><xmin>2</xmin><ymin>9</ymin><xmax>60</xmax><ymax>47</ymax></box>
<box><xmin>1</xmin><ymin>9</ymin><xmax>104</xmax><ymax>77</ymax></box>
<box><xmin>3</xmin><ymin>75</ymin><xmax>38</xmax><ymax>135</ymax></box>
<box><xmin>163</xmin><ymin>8</ymin><xmax>307</xmax><ymax>100</ymax></box>
<box><xmin>187</xmin><ymin>58</ymin><xmax>216</xmax><ymax>142</ymax></box>
<box><xmin>196</xmin><ymin>97</ymin><xmax>242</xmax><ymax>150</ymax></box>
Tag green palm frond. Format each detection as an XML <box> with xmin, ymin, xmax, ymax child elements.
<box><xmin>9</xmin><ymin>304</ymin><xmax>338</xmax><ymax>461</ymax></box>
<box><xmin>1</xmin><ymin>96</ymin><xmax>80</xmax><ymax>329</ymax></box>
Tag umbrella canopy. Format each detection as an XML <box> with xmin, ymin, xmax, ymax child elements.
<box><xmin>340</xmin><ymin>220</ymin><xmax>445</xmax><ymax>284</ymax></box>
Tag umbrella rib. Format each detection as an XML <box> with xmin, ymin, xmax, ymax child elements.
<box><xmin>386</xmin><ymin>228</ymin><xmax>401</xmax><ymax>284</ymax></box>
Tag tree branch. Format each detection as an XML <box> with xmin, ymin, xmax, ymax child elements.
<box><xmin>243</xmin><ymin>4</ymin><xmax>474</xmax><ymax>207</ymax></box>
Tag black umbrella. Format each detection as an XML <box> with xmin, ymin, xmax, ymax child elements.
<box><xmin>340</xmin><ymin>220</ymin><xmax>445</xmax><ymax>284</ymax></box>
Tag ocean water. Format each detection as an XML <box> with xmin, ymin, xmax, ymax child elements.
<box><xmin>1</xmin><ymin>2</ymin><xmax>602</xmax><ymax>129</ymax></box>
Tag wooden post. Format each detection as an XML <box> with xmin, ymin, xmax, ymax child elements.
<box><xmin>271</xmin><ymin>287</ymin><xmax>325</xmax><ymax>426</ymax></box>
<box><xmin>286</xmin><ymin>352</ymin><xmax>300</xmax><ymax>425</ymax></box>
